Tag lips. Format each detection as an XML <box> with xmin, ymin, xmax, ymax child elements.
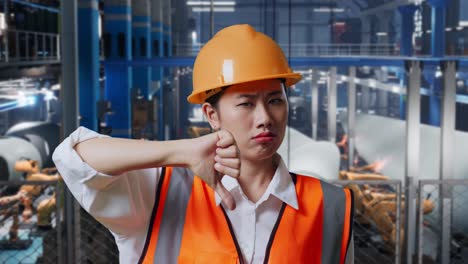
<box><xmin>253</xmin><ymin>132</ymin><xmax>277</xmax><ymax>143</ymax></box>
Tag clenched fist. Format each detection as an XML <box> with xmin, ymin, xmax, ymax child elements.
<box><xmin>188</xmin><ymin>130</ymin><xmax>240</xmax><ymax>210</ymax></box>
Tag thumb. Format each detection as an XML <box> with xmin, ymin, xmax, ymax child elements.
<box><xmin>214</xmin><ymin>182</ymin><xmax>236</xmax><ymax>210</ymax></box>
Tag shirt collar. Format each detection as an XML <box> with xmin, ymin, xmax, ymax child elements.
<box><xmin>215</xmin><ymin>157</ymin><xmax>299</xmax><ymax>210</ymax></box>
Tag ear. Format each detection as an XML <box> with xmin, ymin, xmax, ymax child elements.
<box><xmin>202</xmin><ymin>103</ymin><xmax>220</xmax><ymax>130</ymax></box>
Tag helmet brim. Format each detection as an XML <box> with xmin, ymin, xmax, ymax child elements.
<box><xmin>187</xmin><ymin>72</ymin><xmax>302</xmax><ymax>104</ymax></box>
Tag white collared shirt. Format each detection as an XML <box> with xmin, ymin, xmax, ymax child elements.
<box><xmin>215</xmin><ymin>159</ymin><xmax>298</xmax><ymax>263</ymax></box>
<box><xmin>53</xmin><ymin>127</ymin><xmax>353</xmax><ymax>264</ymax></box>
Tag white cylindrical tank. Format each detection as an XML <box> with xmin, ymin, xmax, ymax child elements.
<box><xmin>0</xmin><ymin>136</ymin><xmax>42</xmax><ymax>181</ymax></box>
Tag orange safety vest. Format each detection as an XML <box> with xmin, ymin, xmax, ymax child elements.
<box><xmin>139</xmin><ymin>167</ymin><xmax>354</xmax><ymax>264</ymax></box>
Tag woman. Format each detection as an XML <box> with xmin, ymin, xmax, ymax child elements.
<box><xmin>53</xmin><ymin>24</ymin><xmax>354</xmax><ymax>264</ymax></box>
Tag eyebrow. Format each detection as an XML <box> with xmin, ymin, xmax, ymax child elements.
<box><xmin>236</xmin><ymin>90</ymin><xmax>283</xmax><ymax>99</ymax></box>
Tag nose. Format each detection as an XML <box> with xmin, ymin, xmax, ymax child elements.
<box><xmin>255</xmin><ymin>102</ymin><xmax>272</xmax><ymax>129</ymax></box>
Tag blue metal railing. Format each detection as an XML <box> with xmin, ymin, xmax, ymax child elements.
<box><xmin>0</xmin><ymin>29</ymin><xmax>60</xmax><ymax>63</ymax></box>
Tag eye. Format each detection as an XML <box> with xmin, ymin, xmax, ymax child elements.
<box><xmin>237</xmin><ymin>102</ymin><xmax>254</xmax><ymax>107</ymax></box>
<box><xmin>269</xmin><ymin>98</ymin><xmax>284</xmax><ymax>105</ymax></box>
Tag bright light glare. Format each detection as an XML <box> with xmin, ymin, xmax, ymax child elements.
<box><xmin>459</xmin><ymin>21</ymin><xmax>468</xmax><ymax>27</ymax></box>
<box><xmin>187</xmin><ymin>1</ymin><xmax>236</xmax><ymax>6</ymax></box>
<box><xmin>313</xmin><ymin>7</ymin><xmax>344</xmax><ymax>12</ymax></box>
<box><xmin>192</xmin><ymin>7</ymin><xmax>235</xmax><ymax>12</ymax></box>
<box><xmin>44</xmin><ymin>90</ymin><xmax>56</xmax><ymax>101</ymax></box>
<box><xmin>18</xmin><ymin>92</ymin><xmax>36</xmax><ymax>107</ymax></box>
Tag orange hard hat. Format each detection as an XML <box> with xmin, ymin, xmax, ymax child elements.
<box><xmin>187</xmin><ymin>24</ymin><xmax>302</xmax><ymax>104</ymax></box>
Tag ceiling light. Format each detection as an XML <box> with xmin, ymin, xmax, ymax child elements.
<box><xmin>459</xmin><ymin>21</ymin><xmax>468</xmax><ymax>27</ymax></box>
<box><xmin>313</xmin><ymin>7</ymin><xmax>344</xmax><ymax>13</ymax></box>
<box><xmin>187</xmin><ymin>1</ymin><xmax>236</xmax><ymax>6</ymax></box>
<box><xmin>192</xmin><ymin>7</ymin><xmax>235</xmax><ymax>12</ymax></box>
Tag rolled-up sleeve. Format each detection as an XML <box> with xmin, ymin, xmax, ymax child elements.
<box><xmin>52</xmin><ymin>127</ymin><xmax>160</xmax><ymax>236</ymax></box>
<box><xmin>52</xmin><ymin>127</ymin><xmax>116</xmax><ymax>196</ymax></box>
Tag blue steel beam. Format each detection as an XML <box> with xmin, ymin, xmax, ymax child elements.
<box><xmin>398</xmin><ymin>5</ymin><xmax>418</xmax><ymax>56</ymax></box>
<box><xmin>103</xmin><ymin>56</ymin><xmax>468</xmax><ymax>68</ymax></box>
<box><xmin>427</xmin><ymin>0</ymin><xmax>448</xmax><ymax>128</ymax></box>
<box><xmin>427</xmin><ymin>0</ymin><xmax>447</xmax><ymax>57</ymax></box>
<box><xmin>361</xmin><ymin>0</ymin><xmax>419</xmax><ymax>16</ymax></box>
<box><xmin>11</xmin><ymin>0</ymin><xmax>59</xmax><ymax>13</ymax></box>
<box><xmin>132</xmin><ymin>0</ymin><xmax>151</xmax><ymax>99</ymax></box>
<box><xmin>103</xmin><ymin>0</ymin><xmax>133</xmax><ymax>138</ymax></box>
<box><xmin>78</xmin><ymin>0</ymin><xmax>100</xmax><ymax>131</ymax></box>
<box><xmin>151</xmin><ymin>0</ymin><xmax>164</xmax><ymax>140</ymax></box>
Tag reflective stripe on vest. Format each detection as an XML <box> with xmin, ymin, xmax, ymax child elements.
<box><xmin>138</xmin><ymin>167</ymin><xmax>354</xmax><ymax>264</ymax></box>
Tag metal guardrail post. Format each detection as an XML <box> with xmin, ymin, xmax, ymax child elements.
<box><xmin>209</xmin><ymin>0</ymin><xmax>214</xmax><ymax>37</ymax></box>
<box><xmin>440</xmin><ymin>184</ymin><xmax>452</xmax><ymax>264</ymax></box>
<box><xmin>60</xmin><ymin>0</ymin><xmax>79</xmax><ymax>263</ymax></box>
<box><xmin>439</xmin><ymin>60</ymin><xmax>457</xmax><ymax>264</ymax></box>
<box><xmin>417</xmin><ymin>180</ymin><xmax>424</xmax><ymax>264</ymax></box>
<box><xmin>328</xmin><ymin>66</ymin><xmax>337</xmax><ymax>142</ymax></box>
<box><xmin>15</xmin><ymin>31</ymin><xmax>19</xmax><ymax>60</ymax></box>
<box><xmin>174</xmin><ymin>68</ymin><xmax>180</xmax><ymax>138</ymax></box>
<box><xmin>347</xmin><ymin>66</ymin><xmax>356</xmax><ymax>170</ymax></box>
<box><xmin>3</xmin><ymin>29</ymin><xmax>8</xmax><ymax>62</ymax></box>
<box><xmin>57</xmin><ymin>35</ymin><xmax>61</xmax><ymax>60</ymax></box>
<box><xmin>25</xmin><ymin>31</ymin><xmax>29</xmax><ymax>60</ymax></box>
<box><xmin>48</xmin><ymin>35</ymin><xmax>52</xmax><ymax>59</ymax></box>
<box><xmin>404</xmin><ymin>60</ymin><xmax>422</xmax><ymax>264</ymax></box>
<box><xmin>34</xmin><ymin>32</ymin><xmax>38</xmax><ymax>59</ymax></box>
<box><xmin>311</xmin><ymin>69</ymin><xmax>319</xmax><ymax>140</ymax></box>
<box><xmin>56</xmin><ymin>181</ymin><xmax>64</xmax><ymax>264</ymax></box>
<box><xmin>3</xmin><ymin>0</ymin><xmax>8</xmax><ymax>62</ymax></box>
<box><xmin>396</xmin><ymin>181</ymin><xmax>402</xmax><ymax>264</ymax></box>
<box><xmin>51</xmin><ymin>34</ymin><xmax>53</xmax><ymax>58</ymax></box>
<box><xmin>42</xmin><ymin>33</ymin><xmax>46</xmax><ymax>58</ymax></box>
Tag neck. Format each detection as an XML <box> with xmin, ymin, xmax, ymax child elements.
<box><xmin>238</xmin><ymin>154</ymin><xmax>278</xmax><ymax>203</ymax></box>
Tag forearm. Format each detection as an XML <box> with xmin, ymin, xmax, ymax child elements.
<box><xmin>74</xmin><ymin>137</ymin><xmax>193</xmax><ymax>175</ymax></box>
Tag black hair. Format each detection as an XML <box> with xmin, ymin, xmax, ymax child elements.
<box><xmin>205</xmin><ymin>87</ymin><xmax>228</xmax><ymax>108</ymax></box>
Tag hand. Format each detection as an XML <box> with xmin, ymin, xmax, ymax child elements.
<box><xmin>188</xmin><ymin>130</ymin><xmax>240</xmax><ymax>210</ymax></box>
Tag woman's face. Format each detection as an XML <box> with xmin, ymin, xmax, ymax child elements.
<box><xmin>205</xmin><ymin>79</ymin><xmax>288</xmax><ymax>162</ymax></box>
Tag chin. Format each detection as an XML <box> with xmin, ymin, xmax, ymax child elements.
<box><xmin>244</xmin><ymin>145</ymin><xmax>279</xmax><ymax>161</ymax></box>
